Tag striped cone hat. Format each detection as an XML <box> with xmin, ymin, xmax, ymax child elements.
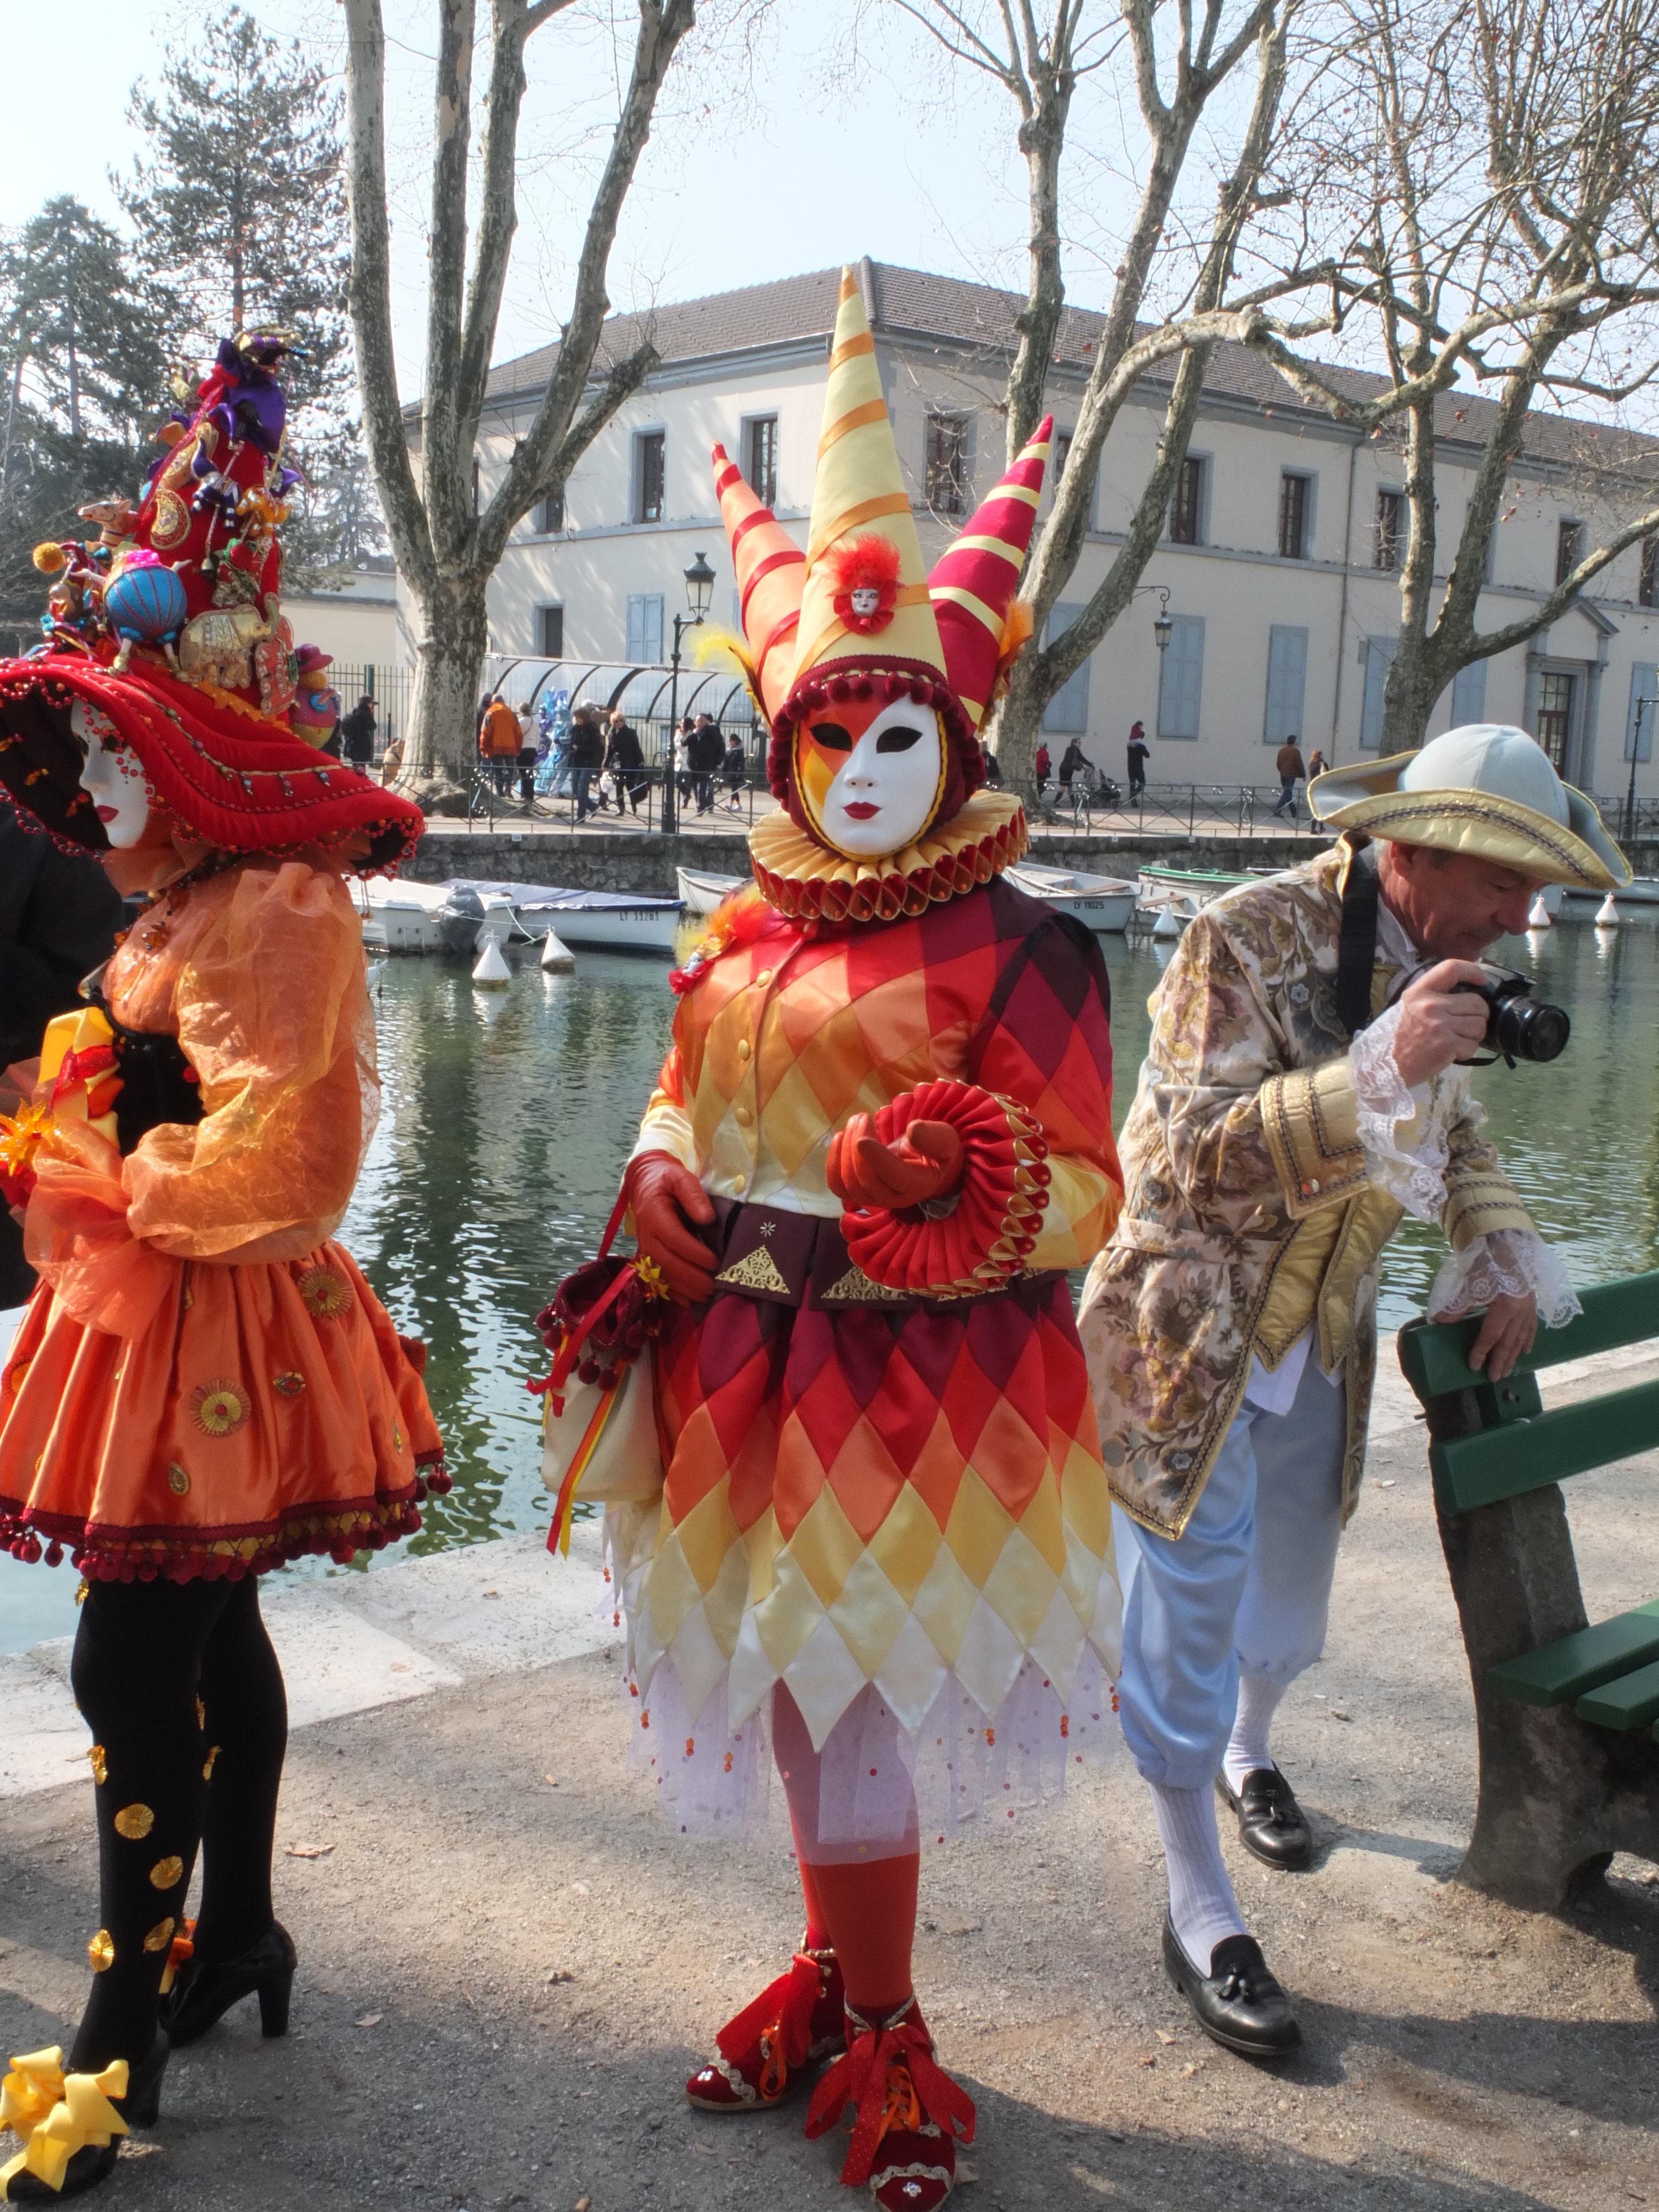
<box><xmin>711</xmin><ymin>443</ymin><xmax>805</xmax><ymax>722</ymax></box>
<box><xmin>785</xmin><ymin>268</ymin><xmax>944</xmax><ymax>707</ymax></box>
<box><xmin>930</xmin><ymin>414</ymin><xmax>1052</xmax><ymax>731</ymax></box>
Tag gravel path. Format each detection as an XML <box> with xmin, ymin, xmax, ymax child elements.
<box><xmin>2</xmin><ymin>1347</ymin><xmax>1656</xmax><ymax>2211</ymax></box>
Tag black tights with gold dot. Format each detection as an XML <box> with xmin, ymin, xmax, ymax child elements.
<box><xmin>68</xmin><ymin>1574</ymin><xmax>287</xmax><ymax>2072</ymax></box>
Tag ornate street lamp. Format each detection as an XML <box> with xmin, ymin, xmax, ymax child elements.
<box><xmin>664</xmin><ymin>551</ymin><xmax>717</xmax><ymax>836</ymax></box>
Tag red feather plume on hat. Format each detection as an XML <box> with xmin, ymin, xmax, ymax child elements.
<box><xmin>825</xmin><ymin>535</ymin><xmax>902</xmax><ymax>637</ymax></box>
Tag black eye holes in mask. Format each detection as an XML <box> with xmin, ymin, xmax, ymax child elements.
<box><xmin>808</xmin><ymin>721</ymin><xmax>925</xmax><ymax>755</ymax></box>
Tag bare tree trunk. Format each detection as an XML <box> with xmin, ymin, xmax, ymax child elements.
<box><xmin>342</xmin><ymin>0</ymin><xmax>695</xmax><ymax>790</ymax></box>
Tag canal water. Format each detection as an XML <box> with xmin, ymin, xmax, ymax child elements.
<box><xmin>3</xmin><ymin>913</ymin><xmax>1656</xmax><ymax>1652</ymax></box>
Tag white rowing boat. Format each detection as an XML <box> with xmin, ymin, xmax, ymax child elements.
<box><xmin>442</xmin><ymin>878</ymin><xmax>684</xmax><ymax>954</ymax></box>
<box><xmin>356</xmin><ymin>876</ymin><xmax>454</xmax><ymax>955</ymax></box>
<box><xmin>1005</xmin><ymin>862</ymin><xmax>1137</xmax><ymax>933</ymax></box>
<box><xmin>677</xmin><ymin>865</ymin><xmax>749</xmax><ymax>915</ymax></box>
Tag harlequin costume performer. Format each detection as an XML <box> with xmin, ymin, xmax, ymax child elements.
<box><xmin>578</xmin><ymin>272</ymin><xmax>1124</xmax><ymax>2209</ymax></box>
<box><xmin>0</xmin><ymin>331</ymin><xmax>441</xmax><ymax>2200</ymax></box>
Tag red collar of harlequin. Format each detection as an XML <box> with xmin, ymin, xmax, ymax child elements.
<box><xmin>748</xmin><ymin>789</ymin><xmax>1028</xmax><ymax>926</ymax></box>
<box><xmin>0</xmin><ymin>651</ymin><xmax>422</xmax><ymax>876</ymax></box>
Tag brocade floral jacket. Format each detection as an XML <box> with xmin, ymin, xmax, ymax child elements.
<box><xmin>1077</xmin><ymin>836</ymin><xmax>1536</xmax><ymax>1538</ymax></box>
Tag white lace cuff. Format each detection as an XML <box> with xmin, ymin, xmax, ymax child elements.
<box><xmin>1427</xmin><ymin>1228</ymin><xmax>1582</xmax><ymax>1331</ymax></box>
<box><xmin>1347</xmin><ymin>1000</ymin><xmax>1448</xmax><ymax>1224</ymax></box>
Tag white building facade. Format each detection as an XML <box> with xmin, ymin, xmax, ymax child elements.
<box><xmin>442</xmin><ymin>259</ymin><xmax>1659</xmax><ymax>799</ymax></box>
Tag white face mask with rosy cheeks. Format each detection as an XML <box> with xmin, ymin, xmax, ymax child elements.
<box><xmin>74</xmin><ymin>709</ymin><xmax>151</xmax><ymax>848</ymax></box>
<box><xmin>802</xmin><ymin>698</ymin><xmax>946</xmax><ymax>858</ymax></box>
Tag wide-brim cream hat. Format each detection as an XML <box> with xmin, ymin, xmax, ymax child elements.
<box><xmin>1307</xmin><ymin>723</ymin><xmax>1630</xmax><ymax>891</ymax></box>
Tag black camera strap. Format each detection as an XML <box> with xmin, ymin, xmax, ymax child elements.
<box><xmin>1335</xmin><ymin>843</ymin><xmax>1382</xmax><ymax>1037</ymax></box>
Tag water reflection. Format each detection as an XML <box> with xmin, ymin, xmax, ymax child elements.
<box><xmin>3</xmin><ymin>917</ymin><xmax>1656</xmax><ymax>1653</ymax></box>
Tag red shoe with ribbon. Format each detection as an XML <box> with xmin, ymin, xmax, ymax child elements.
<box><xmin>805</xmin><ymin>1996</ymin><xmax>974</xmax><ymax>2209</ymax></box>
<box><xmin>685</xmin><ymin>1946</ymin><xmax>845</xmax><ymax>2112</ymax></box>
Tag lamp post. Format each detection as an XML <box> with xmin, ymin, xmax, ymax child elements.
<box><xmin>662</xmin><ymin>550</ymin><xmax>716</xmax><ymax>837</ymax></box>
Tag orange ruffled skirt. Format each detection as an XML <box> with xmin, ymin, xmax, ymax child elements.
<box><xmin>0</xmin><ymin>1243</ymin><xmax>445</xmax><ymax>1581</ymax></box>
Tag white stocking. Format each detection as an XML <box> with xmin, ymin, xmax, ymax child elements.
<box><xmin>1150</xmin><ymin>1780</ymin><xmax>1246</xmax><ymax>1969</ymax></box>
<box><xmin>1223</xmin><ymin>1673</ymin><xmax>1288</xmax><ymax>1793</ymax></box>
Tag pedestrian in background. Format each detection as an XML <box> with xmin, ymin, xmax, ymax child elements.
<box><xmin>690</xmin><ymin>712</ymin><xmax>723</xmax><ymax>815</ymax></box>
<box><xmin>1127</xmin><ymin>719</ymin><xmax>1150</xmax><ymax>801</ymax></box>
<box><xmin>515</xmin><ymin>700</ymin><xmax>538</xmax><ymax>802</ymax></box>
<box><xmin>606</xmin><ymin>711</ymin><xmax>649</xmax><ymax>816</ymax></box>
<box><xmin>1034</xmin><ymin>740</ymin><xmax>1051</xmax><ymax>799</ymax></box>
<box><xmin>721</xmin><ymin>731</ymin><xmax>747</xmax><ymax>811</ymax></box>
<box><xmin>1306</xmin><ymin>747</ymin><xmax>1328</xmax><ymax>784</ymax></box>
<box><xmin>338</xmin><ymin>690</ymin><xmax>375</xmax><ymax>769</ymax></box>
<box><xmin>1271</xmin><ymin>737</ymin><xmax>1306</xmax><ymax>821</ymax></box>
<box><xmin>566</xmin><ymin>705</ymin><xmax>604</xmax><ymax>821</ymax></box>
<box><xmin>479</xmin><ymin>693</ymin><xmax>522</xmax><ymax>795</ymax></box>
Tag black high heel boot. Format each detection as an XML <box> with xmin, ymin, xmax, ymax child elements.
<box><xmin>2</xmin><ymin>2035</ymin><xmax>169</xmax><ymax>2200</ymax></box>
<box><xmin>158</xmin><ymin>1922</ymin><xmax>296</xmax><ymax>2047</ymax></box>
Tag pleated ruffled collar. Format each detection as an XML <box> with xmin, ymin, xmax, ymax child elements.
<box><xmin>748</xmin><ymin>790</ymin><xmax>1029</xmax><ymax>927</ymax></box>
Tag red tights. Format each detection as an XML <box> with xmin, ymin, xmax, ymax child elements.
<box><xmin>774</xmin><ymin>1684</ymin><xmax>920</xmax><ymax>2017</ymax></box>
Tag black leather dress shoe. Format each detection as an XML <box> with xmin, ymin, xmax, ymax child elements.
<box><xmin>1217</xmin><ymin>1765</ymin><xmax>1313</xmax><ymax>1869</ymax></box>
<box><xmin>1161</xmin><ymin>1917</ymin><xmax>1301</xmax><ymax>2057</ymax></box>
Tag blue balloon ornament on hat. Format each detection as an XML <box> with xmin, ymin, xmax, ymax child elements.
<box><xmin>103</xmin><ymin>556</ymin><xmax>188</xmax><ymax>673</ymax></box>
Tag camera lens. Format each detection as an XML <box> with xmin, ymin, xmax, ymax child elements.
<box><xmin>1492</xmin><ymin>995</ymin><xmax>1571</xmax><ymax>1062</ymax></box>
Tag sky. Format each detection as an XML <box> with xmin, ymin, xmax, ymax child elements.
<box><xmin>0</xmin><ymin>0</ymin><xmax>1152</xmax><ymax>398</ymax></box>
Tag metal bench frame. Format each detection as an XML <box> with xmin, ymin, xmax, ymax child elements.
<box><xmin>1399</xmin><ymin>1273</ymin><xmax>1659</xmax><ymax>1911</ymax></box>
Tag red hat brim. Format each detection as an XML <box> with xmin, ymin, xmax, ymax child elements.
<box><xmin>0</xmin><ymin>650</ymin><xmax>422</xmax><ymax>874</ymax></box>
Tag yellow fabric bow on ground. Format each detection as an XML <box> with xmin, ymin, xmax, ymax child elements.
<box><xmin>0</xmin><ymin>2047</ymin><xmax>129</xmax><ymax>2199</ymax></box>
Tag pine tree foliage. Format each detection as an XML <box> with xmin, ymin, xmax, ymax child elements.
<box><xmin>117</xmin><ymin>7</ymin><xmax>371</xmax><ymax>582</ymax></box>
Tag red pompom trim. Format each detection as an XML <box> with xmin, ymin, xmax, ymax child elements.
<box><xmin>839</xmin><ymin>1080</ymin><xmax>1051</xmax><ymax>1299</ymax></box>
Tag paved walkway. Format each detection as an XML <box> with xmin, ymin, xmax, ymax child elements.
<box><xmin>2</xmin><ymin>1337</ymin><xmax>1656</xmax><ymax>2211</ymax></box>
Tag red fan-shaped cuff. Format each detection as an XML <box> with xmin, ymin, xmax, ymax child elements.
<box><xmin>839</xmin><ymin>1080</ymin><xmax>1050</xmax><ymax>1299</ymax></box>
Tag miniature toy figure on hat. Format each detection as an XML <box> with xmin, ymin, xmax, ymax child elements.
<box><xmin>289</xmin><ymin>644</ymin><xmax>342</xmax><ymax>748</ymax></box>
<box><xmin>0</xmin><ymin>330</ymin><xmax>441</xmax><ymax>2200</ymax></box>
<box><xmin>534</xmin><ymin>268</ymin><xmax>1124</xmax><ymax>2210</ymax></box>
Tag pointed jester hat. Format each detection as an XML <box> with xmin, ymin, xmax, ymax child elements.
<box><xmin>711</xmin><ymin>265</ymin><xmax>1050</xmax><ymax>857</ymax></box>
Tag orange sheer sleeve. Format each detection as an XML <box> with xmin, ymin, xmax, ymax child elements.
<box><xmin>121</xmin><ymin>861</ymin><xmax>378</xmax><ymax>1263</ymax></box>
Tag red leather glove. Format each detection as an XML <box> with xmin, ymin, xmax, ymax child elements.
<box><xmin>827</xmin><ymin>1114</ymin><xmax>965</xmax><ymax>1212</ymax></box>
<box><xmin>623</xmin><ymin>1150</ymin><xmax>718</xmax><ymax>1303</ymax></box>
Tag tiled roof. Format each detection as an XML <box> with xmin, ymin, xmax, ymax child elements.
<box><xmin>482</xmin><ymin>259</ymin><xmax>1655</xmax><ymax>474</ymax></box>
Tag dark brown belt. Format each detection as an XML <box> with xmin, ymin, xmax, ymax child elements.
<box><xmin>706</xmin><ymin>1194</ymin><xmax>1057</xmax><ymax>1313</ymax></box>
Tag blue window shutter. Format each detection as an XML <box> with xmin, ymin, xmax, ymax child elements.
<box><xmin>625</xmin><ymin>594</ymin><xmax>664</xmax><ymax>662</ymax></box>
<box><xmin>1262</xmin><ymin>626</ymin><xmax>1308</xmax><ymax>743</ymax></box>
<box><xmin>1157</xmin><ymin>615</ymin><xmax>1205</xmax><ymax>739</ymax></box>
<box><xmin>1360</xmin><ymin>637</ymin><xmax>1396</xmax><ymax>750</ymax></box>
<box><xmin>1450</xmin><ymin>659</ymin><xmax>1488</xmax><ymax>726</ymax></box>
<box><xmin>1627</xmin><ymin>662</ymin><xmax>1657</xmax><ymax>761</ymax></box>
<box><xmin>1041</xmin><ymin>602</ymin><xmax>1092</xmax><ymax>734</ymax></box>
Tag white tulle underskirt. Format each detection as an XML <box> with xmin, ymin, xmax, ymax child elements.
<box><xmin>622</xmin><ymin>1644</ymin><xmax>1120</xmax><ymax>1849</ymax></box>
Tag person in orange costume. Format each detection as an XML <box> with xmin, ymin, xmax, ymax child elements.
<box><xmin>596</xmin><ymin>272</ymin><xmax>1124</xmax><ymax>2211</ymax></box>
<box><xmin>0</xmin><ymin>333</ymin><xmax>441</xmax><ymax>2203</ymax></box>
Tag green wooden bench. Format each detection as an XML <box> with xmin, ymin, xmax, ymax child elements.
<box><xmin>1397</xmin><ymin>1270</ymin><xmax>1659</xmax><ymax>1910</ymax></box>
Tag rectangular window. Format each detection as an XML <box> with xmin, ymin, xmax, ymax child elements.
<box><xmin>1626</xmin><ymin>662</ymin><xmax>1657</xmax><ymax>763</ymax></box>
<box><xmin>1279</xmin><ymin>472</ymin><xmax>1311</xmax><ymax>560</ymax></box>
<box><xmin>634</xmin><ymin>431</ymin><xmax>666</xmax><ymax>524</ymax></box>
<box><xmin>744</xmin><ymin>415</ymin><xmax>779</xmax><ymax>509</ymax></box>
<box><xmin>625</xmin><ymin>593</ymin><xmax>664</xmax><ymax>664</ymax></box>
<box><xmin>1536</xmin><ymin>667</ymin><xmax>1574</xmax><ymax>768</ymax></box>
<box><xmin>1157</xmin><ymin>614</ymin><xmax>1206</xmax><ymax>740</ymax></box>
<box><xmin>1055</xmin><ymin>429</ymin><xmax>1073</xmax><ymax>480</ymax></box>
<box><xmin>1262</xmin><ymin>625</ymin><xmax>1308</xmax><ymax>744</ymax></box>
<box><xmin>1449</xmin><ymin>658</ymin><xmax>1487</xmax><ymax>726</ymax></box>
<box><xmin>1556</xmin><ymin>519</ymin><xmax>1583</xmax><ymax>586</ymax></box>
<box><xmin>539</xmin><ymin>604</ymin><xmax>564</xmax><ymax>659</ymax></box>
<box><xmin>1360</xmin><ymin>636</ymin><xmax>1397</xmax><ymax>750</ymax></box>
<box><xmin>538</xmin><ymin>489</ymin><xmax>565</xmax><ymax>535</ymax></box>
<box><xmin>1641</xmin><ymin>536</ymin><xmax>1657</xmax><ymax>608</ymax></box>
<box><xmin>1170</xmin><ymin>456</ymin><xmax>1204</xmax><ymax>546</ymax></box>
<box><xmin>1375</xmin><ymin>489</ymin><xmax>1404</xmax><ymax>571</ymax></box>
<box><xmin>925</xmin><ymin>412</ymin><xmax>972</xmax><ymax>515</ymax></box>
<box><xmin>1040</xmin><ymin>602</ymin><xmax>1091</xmax><ymax>734</ymax></box>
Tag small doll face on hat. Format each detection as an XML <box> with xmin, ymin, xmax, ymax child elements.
<box><xmin>73</xmin><ymin>705</ymin><xmax>150</xmax><ymax>849</ymax></box>
<box><xmin>795</xmin><ymin>693</ymin><xmax>946</xmax><ymax>858</ymax></box>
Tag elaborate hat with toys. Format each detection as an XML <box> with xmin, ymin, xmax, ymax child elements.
<box><xmin>0</xmin><ymin>332</ymin><xmax>421</xmax><ymax>871</ymax></box>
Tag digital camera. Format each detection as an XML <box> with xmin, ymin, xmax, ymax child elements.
<box><xmin>1454</xmin><ymin>964</ymin><xmax>1570</xmax><ymax>1065</ymax></box>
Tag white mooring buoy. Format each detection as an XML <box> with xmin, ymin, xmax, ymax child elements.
<box><xmin>1595</xmin><ymin>893</ymin><xmax>1620</xmax><ymax>928</ymax></box>
<box><xmin>472</xmin><ymin>936</ymin><xmax>512</xmax><ymax>987</ymax></box>
<box><xmin>539</xmin><ymin>931</ymin><xmax>575</xmax><ymax>973</ymax></box>
<box><xmin>1152</xmin><ymin>905</ymin><xmax>1183</xmax><ymax>941</ymax></box>
<box><xmin>1527</xmin><ymin>893</ymin><xmax>1552</xmax><ymax>928</ymax></box>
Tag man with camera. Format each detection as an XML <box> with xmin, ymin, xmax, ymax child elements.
<box><xmin>1078</xmin><ymin>725</ymin><xmax>1628</xmax><ymax>2060</ymax></box>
